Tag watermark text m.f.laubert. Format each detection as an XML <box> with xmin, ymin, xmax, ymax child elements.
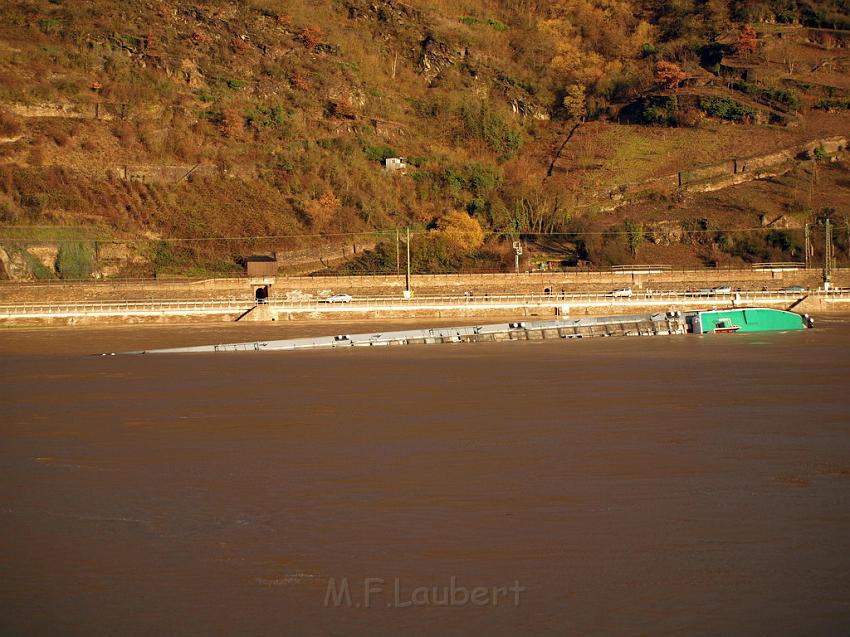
<box><xmin>324</xmin><ymin>576</ymin><xmax>525</xmax><ymax>608</ymax></box>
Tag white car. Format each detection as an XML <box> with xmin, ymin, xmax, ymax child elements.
<box><xmin>324</xmin><ymin>294</ymin><xmax>353</xmax><ymax>303</ymax></box>
<box><xmin>711</xmin><ymin>286</ymin><xmax>733</xmax><ymax>294</ymax></box>
<box><xmin>609</xmin><ymin>288</ymin><xmax>633</xmax><ymax>298</ymax></box>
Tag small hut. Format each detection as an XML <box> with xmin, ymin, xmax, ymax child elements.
<box><xmin>244</xmin><ymin>255</ymin><xmax>278</xmax><ymax>277</ymax></box>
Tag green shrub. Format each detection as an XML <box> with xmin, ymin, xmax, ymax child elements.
<box><xmin>699</xmin><ymin>96</ymin><xmax>754</xmax><ymax>121</ymax></box>
<box><xmin>440</xmin><ymin>162</ymin><xmax>501</xmax><ymax>196</ymax></box>
<box><xmin>458</xmin><ymin>101</ymin><xmax>523</xmax><ymax>160</ymax></box>
<box><xmin>814</xmin><ymin>97</ymin><xmax>850</xmax><ymax>111</ymax></box>
<box><xmin>498</xmin><ymin>73</ymin><xmax>535</xmax><ymax>94</ymax></box>
<box><xmin>731</xmin><ymin>81</ymin><xmax>800</xmax><ymax>112</ymax></box>
<box><xmin>363</xmin><ymin>144</ymin><xmax>396</xmax><ymax>162</ymax></box>
<box><xmin>623</xmin><ymin>219</ymin><xmax>644</xmax><ymax>255</ymax></box>
<box><xmin>465</xmin><ymin>163</ymin><xmax>500</xmax><ymax>193</ymax></box>
<box><xmin>244</xmin><ymin>103</ymin><xmax>286</xmax><ymax>130</ymax></box>
<box><xmin>458</xmin><ymin>16</ymin><xmax>509</xmax><ymax>31</ymax></box>
<box><xmin>639</xmin><ymin>96</ymin><xmax>678</xmax><ymax>125</ymax></box>
<box><xmin>444</xmin><ymin>167</ymin><xmax>465</xmax><ymax>192</ymax></box>
<box><xmin>38</xmin><ymin>18</ymin><xmax>63</xmax><ymax>36</ymax></box>
<box><xmin>766</xmin><ymin>230</ymin><xmax>800</xmax><ymax>253</ymax></box>
<box><xmin>56</xmin><ymin>241</ymin><xmax>94</xmax><ymax>279</ymax></box>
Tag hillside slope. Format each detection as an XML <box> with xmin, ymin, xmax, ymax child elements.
<box><xmin>0</xmin><ymin>0</ymin><xmax>849</xmax><ymax>278</ymax></box>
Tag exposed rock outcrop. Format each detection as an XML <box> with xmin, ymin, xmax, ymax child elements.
<box><xmin>418</xmin><ymin>34</ymin><xmax>461</xmax><ymax>83</ymax></box>
<box><xmin>27</xmin><ymin>245</ymin><xmax>58</xmax><ymax>271</ymax></box>
<box><xmin>0</xmin><ymin>247</ymin><xmax>34</xmax><ymax>281</ymax></box>
<box><xmin>646</xmin><ymin>221</ymin><xmax>685</xmax><ymax>245</ymax></box>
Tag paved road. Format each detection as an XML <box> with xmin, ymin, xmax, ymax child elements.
<box><xmin>2</xmin><ymin>289</ymin><xmax>844</xmax><ymax>320</ymax></box>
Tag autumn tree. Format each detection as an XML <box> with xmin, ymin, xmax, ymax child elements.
<box><xmin>654</xmin><ymin>61</ymin><xmax>687</xmax><ymax>91</ymax></box>
<box><xmin>435</xmin><ymin>210</ymin><xmax>485</xmax><ymax>254</ymax></box>
<box><xmin>735</xmin><ymin>24</ymin><xmax>758</xmax><ymax>56</ymax></box>
<box><xmin>562</xmin><ymin>84</ymin><xmax>587</xmax><ymax>121</ymax></box>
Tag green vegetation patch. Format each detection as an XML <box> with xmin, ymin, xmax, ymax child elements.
<box><xmin>457</xmin><ymin>101</ymin><xmax>523</xmax><ymax>161</ymax></box>
<box><xmin>244</xmin><ymin>103</ymin><xmax>287</xmax><ymax>130</ymax></box>
<box><xmin>731</xmin><ymin>81</ymin><xmax>800</xmax><ymax>112</ymax></box>
<box><xmin>363</xmin><ymin>144</ymin><xmax>397</xmax><ymax>163</ymax></box>
<box><xmin>458</xmin><ymin>16</ymin><xmax>509</xmax><ymax>32</ymax></box>
<box><xmin>56</xmin><ymin>241</ymin><xmax>94</xmax><ymax>280</ymax></box>
<box><xmin>814</xmin><ymin>97</ymin><xmax>850</xmax><ymax>111</ymax></box>
<box><xmin>699</xmin><ymin>96</ymin><xmax>754</xmax><ymax>121</ymax></box>
<box><xmin>640</xmin><ymin>95</ymin><xmax>679</xmax><ymax>125</ymax></box>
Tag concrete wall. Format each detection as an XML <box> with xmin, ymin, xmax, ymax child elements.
<box><xmin>2</xmin><ymin>269</ymin><xmax>847</xmax><ymax>304</ymax></box>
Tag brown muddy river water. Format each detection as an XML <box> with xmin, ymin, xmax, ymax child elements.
<box><xmin>1</xmin><ymin>319</ymin><xmax>850</xmax><ymax>636</ymax></box>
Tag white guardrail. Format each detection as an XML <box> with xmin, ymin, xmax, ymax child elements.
<box><xmin>2</xmin><ymin>290</ymin><xmax>850</xmax><ymax>317</ymax></box>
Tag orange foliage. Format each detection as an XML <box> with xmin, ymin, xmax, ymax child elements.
<box><xmin>290</xmin><ymin>70</ymin><xmax>310</xmax><ymax>90</ymax></box>
<box><xmin>331</xmin><ymin>98</ymin><xmax>356</xmax><ymax>119</ymax></box>
<box><xmin>304</xmin><ymin>190</ymin><xmax>341</xmax><ymax>229</ymax></box>
<box><xmin>654</xmin><ymin>61</ymin><xmax>687</xmax><ymax>90</ymax></box>
<box><xmin>230</xmin><ymin>37</ymin><xmax>249</xmax><ymax>54</ymax></box>
<box><xmin>299</xmin><ymin>26</ymin><xmax>322</xmax><ymax>49</ymax></box>
<box><xmin>735</xmin><ymin>24</ymin><xmax>758</xmax><ymax>56</ymax></box>
<box><xmin>220</xmin><ymin>109</ymin><xmax>245</xmax><ymax>138</ymax></box>
<box><xmin>191</xmin><ymin>30</ymin><xmax>211</xmax><ymax>45</ymax></box>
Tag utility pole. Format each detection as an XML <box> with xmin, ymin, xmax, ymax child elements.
<box><xmin>824</xmin><ymin>215</ymin><xmax>833</xmax><ymax>291</ymax></box>
<box><xmin>804</xmin><ymin>223</ymin><xmax>810</xmax><ymax>269</ymax></box>
<box><xmin>404</xmin><ymin>226</ymin><xmax>411</xmax><ymax>298</ymax></box>
<box><xmin>809</xmin><ymin>159</ymin><xmax>817</xmax><ymax>211</ymax></box>
<box><xmin>395</xmin><ymin>228</ymin><xmax>400</xmax><ymax>275</ymax></box>
<box><xmin>512</xmin><ymin>240</ymin><xmax>523</xmax><ymax>274</ymax></box>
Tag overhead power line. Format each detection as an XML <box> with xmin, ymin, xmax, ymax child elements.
<box><xmin>0</xmin><ymin>226</ymin><xmax>815</xmax><ymax>243</ymax></box>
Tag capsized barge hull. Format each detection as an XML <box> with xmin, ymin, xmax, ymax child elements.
<box><xmin>126</xmin><ymin>312</ymin><xmax>687</xmax><ymax>354</ymax></box>
<box><xmin>684</xmin><ymin>308</ymin><xmax>813</xmax><ymax>334</ymax></box>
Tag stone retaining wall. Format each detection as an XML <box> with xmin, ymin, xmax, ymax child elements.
<box><xmin>2</xmin><ymin>269</ymin><xmax>847</xmax><ymax>303</ymax></box>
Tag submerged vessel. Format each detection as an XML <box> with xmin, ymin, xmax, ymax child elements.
<box><xmin>116</xmin><ymin>308</ymin><xmax>812</xmax><ymax>356</ymax></box>
<box><xmin>684</xmin><ymin>308</ymin><xmax>813</xmax><ymax>334</ymax></box>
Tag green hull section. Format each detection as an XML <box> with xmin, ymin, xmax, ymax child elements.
<box><xmin>688</xmin><ymin>308</ymin><xmax>806</xmax><ymax>334</ymax></box>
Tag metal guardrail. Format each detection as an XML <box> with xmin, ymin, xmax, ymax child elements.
<box><xmin>751</xmin><ymin>262</ymin><xmax>805</xmax><ymax>271</ymax></box>
<box><xmin>0</xmin><ymin>299</ymin><xmax>252</xmax><ymax>315</ymax></box>
<box><xmin>269</xmin><ymin>290</ymin><xmax>850</xmax><ymax>310</ymax></box>
<box><xmin>610</xmin><ymin>264</ymin><xmax>673</xmax><ymax>272</ymax></box>
<box><xmin>4</xmin><ymin>290</ymin><xmax>850</xmax><ymax>317</ymax></box>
